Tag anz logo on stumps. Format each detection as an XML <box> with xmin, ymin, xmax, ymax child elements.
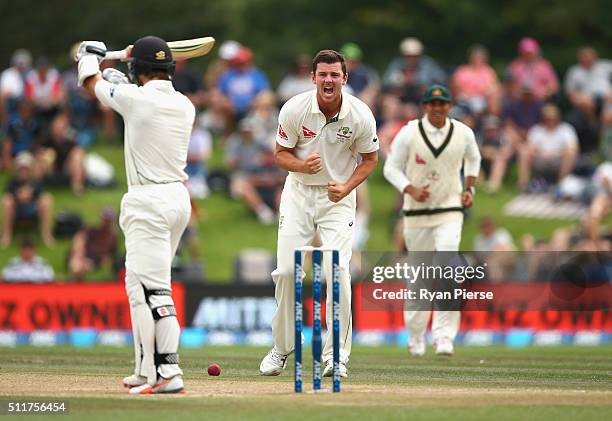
<box><xmin>295</xmin><ymin>362</ymin><xmax>302</xmax><ymax>379</ymax></box>
<box><xmin>295</xmin><ymin>300</ymin><xmax>302</xmax><ymax>323</ymax></box>
<box><xmin>313</xmin><ymin>298</ymin><xmax>321</xmax><ymax>315</ymax></box>
<box><xmin>333</xmin><ymin>303</ymin><xmax>341</xmax><ymax>322</ymax></box>
<box><xmin>313</xmin><ymin>261</ymin><xmax>321</xmax><ymax>276</ymax></box>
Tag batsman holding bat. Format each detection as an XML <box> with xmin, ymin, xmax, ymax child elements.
<box><xmin>259</xmin><ymin>50</ymin><xmax>379</xmax><ymax>378</ymax></box>
<box><xmin>77</xmin><ymin>36</ymin><xmax>194</xmax><ymax>394</ymax></box>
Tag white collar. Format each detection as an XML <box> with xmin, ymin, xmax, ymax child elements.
<box><xmin>310</xmin><ymin>90</ymin><xmax>349</xmax><ymax>120</ymax></box>
<box><xmin>143</xmin><ymin>79</ymin><xmax>174</xmax><ymax>92</ymax></box>
<box><xmin>422</xmin><ymin>116</ymin><xmax>450</xmax><ymax>133</ymax></box>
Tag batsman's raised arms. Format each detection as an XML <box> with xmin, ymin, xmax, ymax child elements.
<box><xmin>85</xmin><ymin>36</ymin><xmax>215</xmax><ymax>61</ymax></box>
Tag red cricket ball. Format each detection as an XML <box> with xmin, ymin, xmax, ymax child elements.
<box><xmin>207</xmin><ymin>363</ymin><xmax>221</xmax><ymax>376</ymax></box>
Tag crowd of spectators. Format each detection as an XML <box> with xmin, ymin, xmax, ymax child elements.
<box><xmin>2</xmin><ymin>36</ymin><xmax>612</xmax><ymax>281</ymax></box>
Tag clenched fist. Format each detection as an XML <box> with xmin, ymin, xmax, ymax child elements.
<box><xmin>462</xmin><ymin>190</ymin><xmax>474</xmax><ymax>208</ymax></box>
<box><xmin>405</xmin><ymin>184</ymin><xmax>430</xmax><ymax>202</ymax></box>
<box><xmin>303</xmin><ymin>152</ymin><xmax>322</xmax><ymax>174</ymax></box>
<box><xmin>327</xmin><ymin>181</ymin><xmax>348</xmax><ymax>203</ymax></box>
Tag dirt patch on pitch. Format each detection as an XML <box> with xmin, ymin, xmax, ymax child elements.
<box><xmin>1</xmin><ymin>373</ymin><xmax>611</xmax><ymax>407</ymax></box>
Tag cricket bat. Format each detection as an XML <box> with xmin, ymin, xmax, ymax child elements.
<box><xmin>85</xmin><ymin>37</ymin><xmax>215</xmax><ymax>61</ymax></box>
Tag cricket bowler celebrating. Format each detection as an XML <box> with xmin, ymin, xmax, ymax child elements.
<box><xmin>77</xmin><ymin>36</ymin><xmax>193</xmax><ymax>394</ymax></box>
<box><xmin>260</xmin><ymin>50</ymin><xmax>379</xmax><ymax>377</ymax></box>
<box><xmin>383</xmin><ymin>85</ymin><xmax>481</xmax><ymax>356</ymax></box>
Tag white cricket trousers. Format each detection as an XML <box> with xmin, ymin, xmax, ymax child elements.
<box><xmin>120</xmin><ymin>182</ymin><xmax>191</xmax><ymax>380</ymax></box>
<box><xmin>403</xmin><ymin>220</ymin><xmax>462</xmax><ymax>343</ymax></box>
<box><xmin>271</xmin><ymin>174</ymin><xmax>355</xmax><ymax>364</ymax></box>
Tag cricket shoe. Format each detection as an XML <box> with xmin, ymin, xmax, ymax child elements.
<box><xmin>122</xmin><ymin>374</ymin><xmax>147</xmax><ymax>388</ymax></box>
<box><xmin>322</xmin><ymin>361</ymin><xmax>348</xmax><ymax>378</ymax></box>
<box><xmin>259</xmin><ymin>347</ymin><xmax>289</xmax><ymax>376</ymax></box>
<box><xmin>409</xmin><ymin>335</ymin><xmax>426</xmax><ymax>357</ymax></box>
<box><xmin>435</xmin><ymin>337</ymin><xmax>454</xmax><ymax>356</ymax></box>
<box><xmin>129</xmin><ymin>375</ymin><xmax>184</xmax><ymax>395</ymax></box>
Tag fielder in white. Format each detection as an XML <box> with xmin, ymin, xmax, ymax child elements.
<box><xmin>259</xmin><ymin>50</ymin><xmax>379</xmax><ymax>377</ymax></box>
<box><xmin>383</xmin><ymin>85</ymin><xmax>481</xmax><ymax>356</ymax></box>
<box><xmin>78</xmin><ymin>36</ymin><xmax>193</xmax><ymax>394</ymax></box>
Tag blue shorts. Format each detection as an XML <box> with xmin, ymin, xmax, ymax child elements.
<box><xmin>16</xmin><ymin>203</ymin><xmax>38</xmax><ymax>220</ymax></box>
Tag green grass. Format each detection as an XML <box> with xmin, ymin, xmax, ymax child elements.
<box><xmin>1</xmin><ymin>345</ymin><xmax>611</xmax><ymax>420</ymax></box>
<box><xmin>0</xmin><ymin>138</ymin><xmax>579</xmax><ymax>282</ymax></box>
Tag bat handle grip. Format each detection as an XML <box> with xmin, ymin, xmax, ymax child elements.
<box><xmin>84</xmin><ymin>45</ymin><xmax>128</xmax><ymax>61</ymax></box>
<box><xmin>85</xmin><ymin>45</ymin><xmax>107</xmax><ymax>57</ymax></box>
<box><xmin>105</xmin><ymin>50</ymin><xmax>129</xmax><ymax>61</ymax></box>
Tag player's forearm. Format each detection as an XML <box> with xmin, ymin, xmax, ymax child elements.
<box><xmin>383</xmin><ymin>158</ymin><xmax>410</xmax><ymax>193</ymax></box>
<box><xmin>465</xmin><ymin>176</ymin><xmax>477</xmax><ymax>190</ymax></box>
<box><xmin>274</xmin><ymin>149</ymin><xmax>308</xmax><ymax>173</ymax></box>
<box><xmin>84</xmin><ymin>74</ymin><xmax>102</xmax><ymax>99</ymax></box>
<box><xmin>463</xmin><ymin>157</ymin><xmax>481</xmax><ymax>180</ymax></box>
<box><xmin>343</xmin><ymin>153</ymin><xmax>378</xmax><ymax>193</ymax></box>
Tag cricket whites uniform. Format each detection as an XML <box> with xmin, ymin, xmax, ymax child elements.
<box><xmin>95</xmin><ymin>79</ymin><xmax>194</xmax><ymax>383</ymax></box>
<box><xmin>384</xmin><ymin>116</ymin><xmax>480</xmax><ymax>344</ymax></box>
<box><xmin>272</xmin><ymin>90</ymin><xmax>379</xmax><ymax>364</ymax></box>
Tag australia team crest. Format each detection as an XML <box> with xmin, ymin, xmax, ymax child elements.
<box><xmin>336</xmin><ymin>126</ymin><xmax>353</xmax><ymax>142</ymax></box>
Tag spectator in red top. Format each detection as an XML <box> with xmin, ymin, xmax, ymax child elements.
<box><xmin>24</xmin><ymin>57</ymin><xmax>64</xmax><ymax>132</ymax></box>
<box><xmin>451</xmin><ymin>45</ymin><xmax>501</xmax><ymax>115</ymax></box>
<box><xmin>506</xmin><ymin>37</ymin><xmax>558</xmax><ymax>101</ymax></box>
<box><xmin>68</xmin><ymin>206</ymin><xmax>118</xmax><ymax>280</ymax></box>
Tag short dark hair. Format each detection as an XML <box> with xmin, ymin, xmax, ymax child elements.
<box><xmin>19</xmin><ymin>235</ymin><xmax>35</xmax><ymax>249</ymax></box>
<box><xmin>147</xmin><ymin>70</ymin><xmax>171</xmax><ymax>80</ymax></box>
<box><xmin>312</xmin><ymin>50</ymin><xmax>346</xmax><ymax>75</ymax></box>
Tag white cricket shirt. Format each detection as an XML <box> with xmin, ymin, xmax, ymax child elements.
<box><xmin>276</xmin><ymin>90</ymin><xmax>379</xmax><ymax>185</ymax></box>
<box><xmin>95</xmin><ymin>79</ymin><xmax>195</xmax><ymax>187</ymax></box>
<box><xmin>384</xmin><ymin>117</ymin><xmax>481</xmax><ymax>227</ymax></box>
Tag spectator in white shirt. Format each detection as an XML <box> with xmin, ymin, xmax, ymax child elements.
<box><xmin>518</xmin><ymin>104</ymin><xmax>579</xmax><ymax>190</ymax></box>
<box><xmin>473</xmin><ymin>217</ymin><xmax>517</xmax><ymax>282</ymax></box>
<box><xmin>276</xmin><ymin>54</ymin><xmax>313</xmax><ymax>105</ymax></box>
<box><xmin>2</xmin><ymin>236</ymin><xmax>54</xmax><ymax>283</ymax></box>
<box><xmin>565</xmin><ymin>47</ymin><xmax>611</xmax><ymax>119</ymax></box>
<box><xmin>565</xmin><ymin>46</ymin><xmax>612</xmax><ymax>153</ymax></box>
<box><xmin>474</xmin><ymin>217</ymin><xmax>516</xmax><ymax>253</ymax></box>
<box><xmin>0</xmin><ymin>49</ymin><xmax>33</xmax><ymax>123</ymax></box>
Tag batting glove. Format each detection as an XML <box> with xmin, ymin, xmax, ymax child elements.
<box><xmin>102</xmin><ymin>68</ymin><xmax>130</xmax><ymax>85</ymax></box>
<box><xmin>75</xmin><ymin>41</ymin><xmax>107</xmax><ymax>62</ymax></box>
<box><xmin>76</xmin><ymin>41</ymin><xmax>107</xmax><ymax>87</ymax></box>
<box><xmin>78</xmin><ymin>55</ymin><xmax>100</xmax><ymax>87</ymax></box>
